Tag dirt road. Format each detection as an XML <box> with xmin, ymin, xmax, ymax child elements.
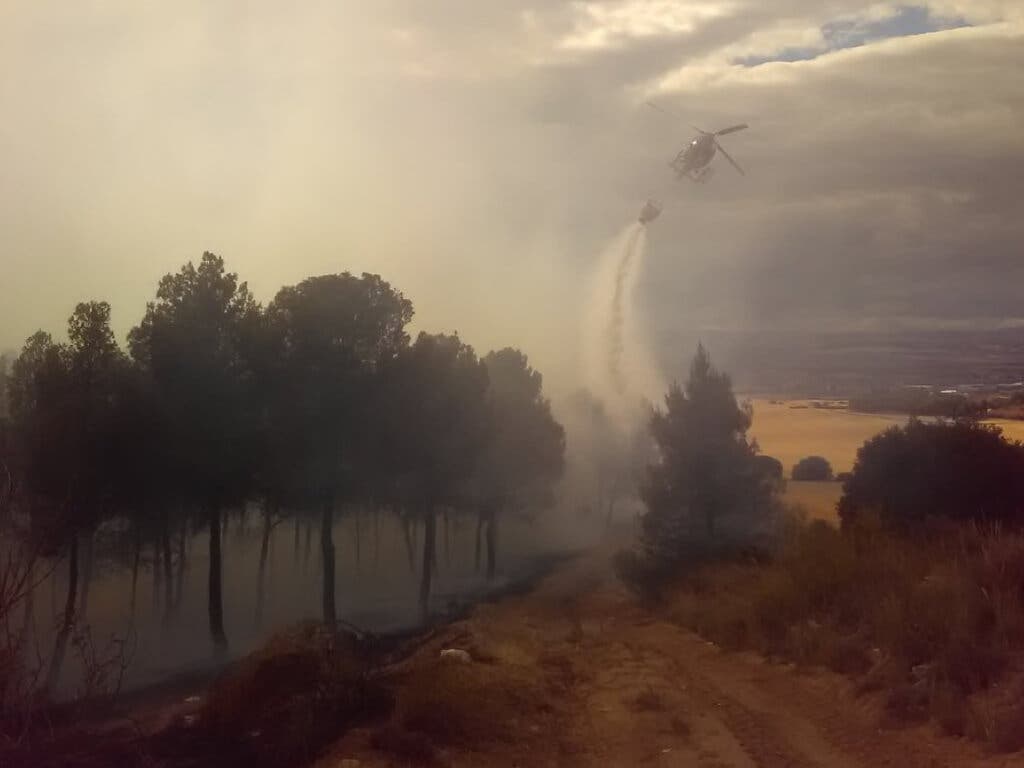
<box><xmin>327</xmin><ymin>544</ymin><xmax>1024</xmax><ymax>767</ymax></box>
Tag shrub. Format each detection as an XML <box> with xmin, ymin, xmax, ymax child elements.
<box><xmin>839</xmin><ymin>420</ymin><xmax>1024</xmax><ymax>530</ymax></box>
<box><xmin>791</xmin><ymin>455</ymin><xmax>833</xmax><ymax>481</ymax></box>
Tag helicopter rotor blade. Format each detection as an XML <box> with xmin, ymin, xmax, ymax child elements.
<box><xmin>714</xmin><ymin>123</ymin><xmax>748</xmax><ymax>136</ymax></box>
<box><xmin>646</xmin><ymin>101</ymin><xmax>707</xmax><ymax>131</ymax></box>
<box><xmin>644</xmin><ymin>101</ymin><xmax>680</xmax><ymax>120</ymax></box>
<box><xmin>714</xmin><ymin>140</ymin><xmax>745</xmax><ymax>176</ymax></box>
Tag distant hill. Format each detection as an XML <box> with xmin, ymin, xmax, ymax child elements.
<box><xmin>652</xmin><ymin>328</ymin><xmax>1024</xmax><ymax>398</ymax></box>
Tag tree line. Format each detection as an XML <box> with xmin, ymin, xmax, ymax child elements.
<box><xmin>0</xmin><ymin>253</ymin><xmax>565</xmax><ymax>681</ymax></box>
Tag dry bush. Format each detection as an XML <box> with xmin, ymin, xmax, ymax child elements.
<box><xmin>0</xmin><ymin>536</ymin><xmax>52</xmax><ymax>744</ymax></box>
<box><xmin>201</xmin><ymin>622</ymin><xmax>393</xmax><ymax>767</ymax></box>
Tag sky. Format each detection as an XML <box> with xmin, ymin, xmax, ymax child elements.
<box><xmin>2</xmin><ymin>1</ymin><xmax>1022</xmax><ymax>395</ymax></box>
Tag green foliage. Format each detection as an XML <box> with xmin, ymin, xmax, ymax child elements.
<box><xmin>838</xmin><ymin>419</ymin><xmax>1024</xmax><ymax>529</ymax></box>
<box><xmin>791</xmin><ymin>455</ymin><xmax>833</xmax><ymax>481</ymax></box>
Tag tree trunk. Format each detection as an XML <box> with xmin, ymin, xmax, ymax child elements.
<box><xmin>430</xmin><ymin>517</ymin><xmax>439</xmax><ymax>574</ymax></box>
<box><xmin>705</xmin><ymin>506</ymin><xmax>715</xmax><ymax>539</ymax></box>
<box><xmin>321</xmin><ymin>494</ymin><xmax>336</xmax><ymax>629</ymax></box>
<box><xmin>419</xmin><ymin>510</ymin><xmax>436</xmax><ymax>616</ymax></box>
<box><xmin>354</xmin><ymin>507</ymin><xmax>362</xmax><ymax>570</ymax></box>
<box><xmin>46</xmin><ymin>531</ymin><xmax>79</xmax><ymax>695</ymax></box>
<box><xmin>129</xmin><ymin>525</ymin><xmax>141</xmax><ymax>615</ymax></box>
<box><xmin>16</xmin><ymin>560</ymin><xmax>35</xmax><ymax>660</ymax></box>
<box><xmin>443</xmin><ymin>511</ymin><xmax>451</xmax><ymax>567</ymax></box>
<box><xmin>400</xmin><ymin>515</ymin><xmax>416</xmax><ymax>574</ymax></box>
<box><xmin>303</xmin><ymin>519</ymin><xmax>312</xmax><ymax>572</ymax></box>
<box><xmin>50</xmin><ymin>562</ymin><xmax>57</xmax><ymax>618</ymax></box>
<box><xmin>208</xmin><ymin>506</ymin><xmax>227</xmax><ymax>650</ymax></box>
<box><xmin>152</xmin><ymin>535</ymin><xmax>161</xmax><ymax>614</ymax></box>
<box><xmin>486</xmin><ymin>513</ymin><xmax>498</xmax><ymax>581</ymax></box>
<box><xmin>174</xmin><ymin>521</ymin><xmax>187</xmax><ymax>610</ymax></box>
<box><xmin>79</xmin><ymin>530</ymin><xmax>93</xmax><ymax>620</ymax></box>
<box><xmin>161</xmin><ymin>514</ymin><xmax>173</xmax><ymax>624</ymax></box>
<box><xmin>255</xmin><ymin>501</ymin><xmax>274</xmax><ymax>627</ymax></box>
<box><xmin>373</xmin><ymin>509</ymin><xmax>380</xmax><ymax>569</ymax></box>
<box><xmin>293</xmin><ymin>515</ymin><xmax>301</xmax><ymax>563</ymax></box>
<box><xmin>474</xmin><ymin>513</ymin><xmax>484</xmax><ymax>572</ymax></box>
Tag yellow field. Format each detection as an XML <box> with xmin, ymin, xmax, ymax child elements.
<box><xmin>783</xmin><ymin>480</ymin><xmax>842</xmax><ymax>523</ymax></box>
<box><xmin>986</xmin><ymin>418</ymin><xmax>1024</xmax><ymax>443</ymax></box>
<box><xmin>748</xmin><ymin>398</ymin><xmax>1024</xmax><ymax>479</ymax></box>
<box><xmin>746</xmin><ymin>399</ymin><xmax>905</xmax><ymax>477</ymax></box>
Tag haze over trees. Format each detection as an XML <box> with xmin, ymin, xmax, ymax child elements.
<box><xmin>0</xmin><ymin>251</ymin><xmax>566</xmax><ymax>708</ymax></box>
<box><xmin>560</xmin><ymin>389</ymin><xmax>652</xmax><ymax>527</ymax></box>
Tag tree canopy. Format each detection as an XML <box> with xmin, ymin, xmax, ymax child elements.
<box><xmin>637</xmin><ymin>344</ymin><xmax>780</xmax><ymax>565</ymax></box>
<box><xmin>838</xmin><ymin>419</ymin><xmax>1024</xmax><ymax>530</ymax></box>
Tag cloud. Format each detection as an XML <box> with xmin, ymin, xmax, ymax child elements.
<box><xmin>734</xmin><ymin>5</ymin><xmax>971</xmax><ymax>66</ymax></box>
<box><xmin>0</xmin><ymin>1</ymin><xmax>1022</xmax><ymax>394</ymax></box>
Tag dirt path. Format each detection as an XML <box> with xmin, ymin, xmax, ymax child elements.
<box><xmin>327</xmin><ymin>545</ymin><xmax>1024</xmax><ymax>768</ymax></box>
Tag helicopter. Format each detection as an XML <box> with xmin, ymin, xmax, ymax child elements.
<box><xmin>646</xmin><ymin>102</ymin><xmax>748</xmax><ymax>183</ymax></box>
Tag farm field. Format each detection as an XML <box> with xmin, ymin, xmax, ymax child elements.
<box><xmin>747</xmin><ymin>398</ymin><xmax>1024</xmax><ymax>478</ymax></box>
<box><xmin>746</xmin><ymin>398</ymin><xmax>904</xmax><ymax>477</ymax></box>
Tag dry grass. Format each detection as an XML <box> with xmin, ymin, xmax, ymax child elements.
<box><xmin>665</xmin><ymin>519</ymin><xmax>1024</xmax><ymax>751</ymax></box>
<box><xmin>782</xmin><ymin>481</ymin><xmax>842</xmax><ymax>524</ymax></box>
